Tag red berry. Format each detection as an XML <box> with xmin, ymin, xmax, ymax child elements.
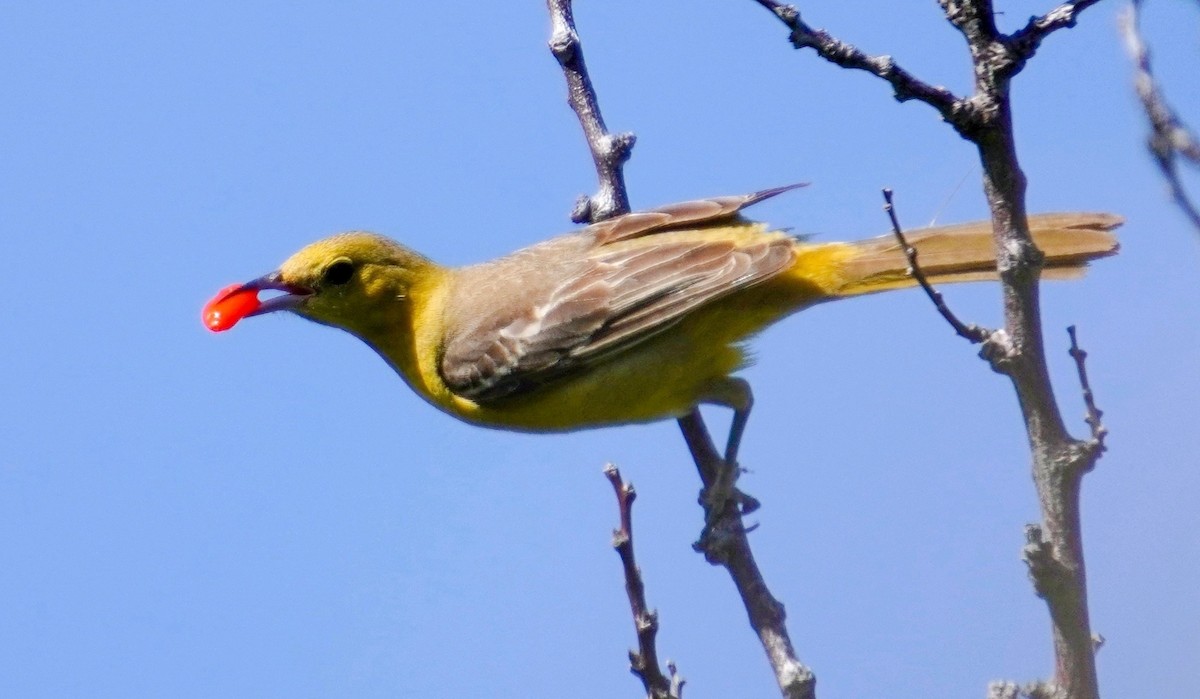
<box><xmin>203</xmin><ymin>284</ymin><xmax>261</xmax><ymax>332</ymax></box>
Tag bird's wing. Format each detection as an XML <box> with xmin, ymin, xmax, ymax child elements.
<box><xmin>586</xmin><ymin>183</ymin><xmax>806</xmax><ymax>246</ymax></box>
<box><xmin>439</xmin><ymin>191</ymin><xmax>804</xmax><ymax>403</ymax></box>
<box><xmin>440</xmin><ymin>235</ymin><xmax>794</xmax><ymax>402</ymax></box>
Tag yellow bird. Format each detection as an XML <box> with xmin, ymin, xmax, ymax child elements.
<box><xmin>211</xmin><ymin>186</ymin><xmax>1119</xmax><ymax>464</ymax></box>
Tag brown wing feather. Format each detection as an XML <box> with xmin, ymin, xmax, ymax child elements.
<box><xmin>589</xmin><ymin>183</ymin><xmax>807</xmax><ymax>245</ymax></box>
<box><xmin>440</xmin><ymin>231</ymin><xmax>795</xmax><ymax>402</ymax></box>
<box><xmin>580</xmin><ymin>239</ymin><xmax>792</xmax><ymax>357</ymax></box>
<box><xmin>439</xmin><ymin>187</ymin><xmax>807</xmax><ymax>401</ymax></box>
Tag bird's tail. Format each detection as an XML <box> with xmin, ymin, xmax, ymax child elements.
<box><xmin>790</xmin><ymin>212</ymin><xmax>1122</xmax><ymax>299</ymax></box>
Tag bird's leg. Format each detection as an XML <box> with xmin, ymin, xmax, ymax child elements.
<box><xmin>722</xmin><ymin>377</ymin><xmax>753</xmax><ymax>467</ymax></box>
<box><xmin>707</xmin><ymin>378</ymin><xmax>760</xmax><ymax>515</ymax></box>
<box><xmin>677</xmin><ymin>410</ymin><xmax>733</xmax><ymax>546</ymax></box>
<box><xmin>677</xmin><ymin>378</ymin><xmax>761</xmax><ymax>539</ymax></box>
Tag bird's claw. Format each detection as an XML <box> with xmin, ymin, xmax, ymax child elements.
<box><xmin>695</xmin><ymin>459</ymin><xmax>760</xmax><ymax>552</ymax></box>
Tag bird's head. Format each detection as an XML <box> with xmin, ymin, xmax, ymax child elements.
<box><xmin>204</xmin><ymin>232</ymin><xmax>434</xmax><ymax>335</ymax></box>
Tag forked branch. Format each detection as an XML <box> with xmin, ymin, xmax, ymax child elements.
<box><xmin>753</xmin><ymin>3</ymin><xmax>1109</xmax><ymax>697</ymax></box>
<box><xmin>751</xmin><ymin>0</ymin><xmax>963</xmax><ymax>121</ymax></box>
<box><xmin>547</xmin><ymin>0</ymin><xmax>635</xmax><ymax>223</ymax></box>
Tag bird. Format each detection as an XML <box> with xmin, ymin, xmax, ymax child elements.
<box><xmin>205</xmin><ymin>185</ymin><xmax>1119</xmax><ymax>471</ymax></box>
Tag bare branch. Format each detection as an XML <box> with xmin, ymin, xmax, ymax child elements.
<box><xmin>602</xmin><ymin>464</ymin><xmax>680</xmax><ymax>699</ymax></box>
<box><xmin>752</xmin><ymin>3</ymin><xmax>1108</xmax><ymax>697</ymax></box>
<box><xmin>1066</xmin><ymin>326</ymin><xmax>1107</xmax><ymax>455</ymax></box>
<box><xmin>1122</xmin><ymin>0</ymin><xmax>1200</xmax><ymax>234</ymax></box>
<box><xmin>677</xmin><ymin>412</ymin><xmax>816</xmax><ymax>699</ymax></box>
<box><xmin>546</xmin><ymin>0</ymin><xmax>635</xmax><ymax>223</ymax></box>
<box><xmin>549</xmin><ymin>5</ymin><xmax>813</xmax><ymax>696</ymax></box>
<box><xmin>751</xmin><ymin>0</ymin><xmax>965</xmax><ymax>122</ymax></box>
<box><xmin>1009</xmin><ymin>1</ymin><xmax>1105</xmax><ymax>61</ymax></box>
<box><xmin>881</xmin><ymin>189</ymin><xmax>992</xmax><ymax>343</ymax></box>
<box><xmin>988</xmin><ymin>521</ymin><xmax>1106</xmax><ymax>699</ymax></box>
<box><xmin>934</xmin><ymin>7</ymin><xmax>1103</xmax><ymax>697</ymax></box>
<box><xmin>668</xmin><ymin>661</ymin><xmax>686</xmax><ymax>698</ymax></box>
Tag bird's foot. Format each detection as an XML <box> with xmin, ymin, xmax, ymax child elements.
<box><xmin>694</xmin><ymin>459</ymin><xmax>759</xmax><ymax>560</ymax></box>
<box><xmin>700</xmin><ymin>459</ymin><xmax>758</xmax><ymax>516</ymax></box>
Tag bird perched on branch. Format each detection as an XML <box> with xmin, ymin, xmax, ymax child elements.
<box><xmin>205</xmin><ymin>185</ymin><xmax>1119</xmax><ymax>466</ymax></box>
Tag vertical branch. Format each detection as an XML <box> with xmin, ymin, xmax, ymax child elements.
<box><xmin>678</xmin><ymin>412</ymin><xmax>817</xmax><ymax>699</ymax></box>
<box><xmin>547</xmin><ymin>0</ymin><xmax>636</xmax><ymax>223</ymax></box>
<box><xmin>950</xmin><ymin>11</ymin><xmax>1102</xmax><ymax>698</ymax></box>
<box><xmin>603</xmin><ymin>464</ymin><xmax>682</xmax><ymax>699</ymax></box>
<box><xmin>751</xmin><ymin>3</ymin><xmax>1109</xmax><ymax>697</ymax></box>
<box><xmin>547</xmin><ymin>5</ymin><xmax>814</xmax><ymax>697</ymax></box>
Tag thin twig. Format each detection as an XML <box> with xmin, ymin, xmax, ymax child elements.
<box><xmin>1066</xmin><ymin>326</ymin><xmax>1107</xmax><ymax>453</ymax></box>
<box><xmin>677</xmin><ymin>412</ymin><xmax>816</xmax><ymax>699</ymax></box>
<box><xmin>1122</xmin><ymin>0</ymin><xmax>1200</xmax><ymax>234</ymax></box>
<box><xmin>602</xmin><ymin>464</ymin><xmax>679</xmax><ymax>699</ymax></box>
<box><xmin>546</xmin><ymin>0</ymin><xmax>635</xmax><ymax>223</ymax></box>
<box><xmin>751</xmin><ymin>0</ymin><xmax>964</xmax><ymax>122</ymax></box>
<box><xmin>881</xmin><ymin>188</ymin><xmax>991</xmax><ymax>343</ymax></box>
<box><xmin>667</xmin><ymin>661</ymin><xmax>686</xmax><ymax>698</ymax></box>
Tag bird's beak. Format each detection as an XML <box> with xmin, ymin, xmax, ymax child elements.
<box><xmin>236</xmin><ymin>272</ymin><xmax>313</xmax><ymax>316</ymax></box>
<box><xmin>204</xmin><ymin>272</ymin><xmax>315</xmax><ymax>332</ymax></box>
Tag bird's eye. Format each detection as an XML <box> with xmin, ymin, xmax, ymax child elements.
<box><xmin>323</xmin><ymin>259</ymin><xmax>355</xmax><ymax>286</ymax></box>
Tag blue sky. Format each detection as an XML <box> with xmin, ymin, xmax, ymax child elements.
<box><xmin>2</xmin><ymin>2</ymin><xmax>1197</xmax><ymax>697</ymax></box>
